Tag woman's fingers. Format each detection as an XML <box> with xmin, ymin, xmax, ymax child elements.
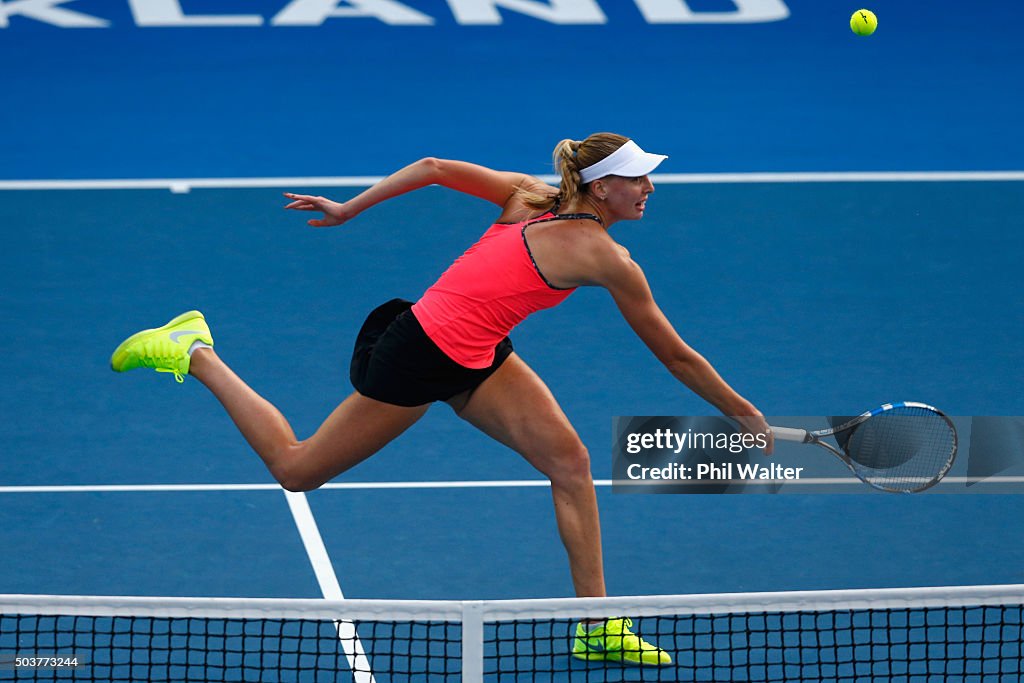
<box><xmin>283</xmin><ymin>192</ymin><xmax>325</xmax><ymax>210</ymax></box>
<box><xmin>284</xmin><ymin>192</ymin><xmax>345</xmax><ymax>227</ymax></box>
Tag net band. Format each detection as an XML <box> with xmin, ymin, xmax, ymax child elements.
<box><xmin>7</xmin><ymin>584</ymin><xmax>1021</xmax><ymax>621</ymax></box>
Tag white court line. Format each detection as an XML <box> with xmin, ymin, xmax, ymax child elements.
<box><xmin>0</xmin><ymin>171</ymin><xmax>1022</xmax><ymax>193</ymax></box>
<box><xmin>0</xmin><ymin>480</ymin><xmax>554</xmax><ymax>493</ymax></box>
<box><xmin>650</xmin><ymin>171</ymin><xmax>1024</xmax><ymax>183</ymax></box>
<box><xmin>283</xmin><ymin>490</ymin><xmax>376</xmax><ymax>683</ymax></box>
<box><xmin>609</xmin><ymin>476</ymin><xmax>1024</xmax><ymax>486</ymax></box>
<box><xmin>1</xmin><ymin>476</ymin><xmax>1023</xmax><ymax>494</ymax></box>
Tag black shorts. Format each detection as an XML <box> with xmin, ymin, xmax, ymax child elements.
<box><xmin>350</xmin><ymin>299</ymin><xmax>514</xmax><ymax>407</ymax></box>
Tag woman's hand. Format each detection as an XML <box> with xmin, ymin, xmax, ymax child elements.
<box><xmin>733</xmin><ymin>412</ymin><xmax>775</xmax><ymax>456</ymax></box>
<box><xmin>283</xmin><ymin>192</ymin><xmax>354</xmax><ymax>228</ymax></box>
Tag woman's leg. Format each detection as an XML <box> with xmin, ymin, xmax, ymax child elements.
<box><xmin>446</xmin><ymin>353</ymin><xmax>605</xmax><ymax>598</ymax></box>
<box><xmin>189</xmin><ymin>348</ymin><xmax>429</xmax><ymax>491</ymax></box>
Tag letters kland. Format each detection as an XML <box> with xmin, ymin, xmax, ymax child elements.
<box><xmin>1</xmin><ymin>0</ymin><xmax>791</xmax><ymax>29</ymax></box>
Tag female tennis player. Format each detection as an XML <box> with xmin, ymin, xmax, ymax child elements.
<box><xmin>111</xmin><ymin>132</ymin><xmax>772</xmax><ymax>666</ymax></box>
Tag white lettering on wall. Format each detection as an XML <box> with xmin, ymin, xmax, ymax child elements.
<box><xmin>0</xmin><ymin>0</ymin><xmax>792</xmax><ymax>27</ymax></box>
<box><xmin>0</xmin><ymin>0</ymin><xmax>109</xmax><ymax>28</ymax></box>
<box><xmin>273</xmin><ymin>0</ymin><xmax>434</xmax><ymax>26</ymax></box>
<box><xmin>128</xmin><ymin>0</ymin><xmax>263</xmax><ymax>26</ymax></box>
<box><xmin>633</xmin><ymin>0</ymin><xmax>789</xmax><ymax>24</ymax></box>
<box><xmin>447</xmin><ymin>0</ymin><xmax>606</xmax><ymax>25</ymax></box>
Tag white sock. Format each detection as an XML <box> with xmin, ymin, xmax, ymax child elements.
<box><xmin>188</xmin><ymin>340</ymin><xmax>212</xmax><ymax>356</ymax></box>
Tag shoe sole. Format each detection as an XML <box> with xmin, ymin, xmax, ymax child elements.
<box><xmin>572</xmin><ymin>651</ymin><xmax>671</xmax><ymax>666</ymax></box>
<box><xmin>110</xmin><ymin>310</ymin><xmax>206</xmax><ymax>371</ymax></box>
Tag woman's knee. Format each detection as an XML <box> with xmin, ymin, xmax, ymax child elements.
<box><xmin>269</xmin><ymin>443</ymin><xmax>325</xmax><ymax>492</ymax></box>
<box><xmin>545</xmin><ymin>440</ymin><xmax>593</xmax><ymax>489</ymax></box>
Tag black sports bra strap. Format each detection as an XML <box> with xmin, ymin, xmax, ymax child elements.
<box><xmin>524</xmin><ymin>212</ymin><xmax>603</xmax><ymax>228</ymax></box>
<box><xmin>554</xmin><ymin>212</ymin><xmax>603</xmax><ymax>224</ymax></box>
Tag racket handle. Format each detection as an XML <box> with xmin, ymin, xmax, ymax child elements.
<box><xmin>770</xmin><ymin>426</ymin><xmax>810</xmax><ymax>443</ymax></box>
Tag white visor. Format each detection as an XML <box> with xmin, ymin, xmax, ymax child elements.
<box><xmin>578</xmin><ymin>140</ymin><xmax>667</xmax><ymax>183</ymax></box>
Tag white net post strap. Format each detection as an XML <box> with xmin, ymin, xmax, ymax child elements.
<box><xmin>462</xmin><ymin>601</ymin><xmax>485</xmax><ymax>682</ymax></box>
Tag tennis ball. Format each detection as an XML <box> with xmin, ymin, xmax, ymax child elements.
<box><xmin>850</xmin><ymin>9</ymin><xmax>877</xmax><ymax>36</ymax></box>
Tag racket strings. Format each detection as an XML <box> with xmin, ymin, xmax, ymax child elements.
<box><xmin>844</xmin><ymin>407</ymin><xmax>957</xmax><ymax>492</ymax></box>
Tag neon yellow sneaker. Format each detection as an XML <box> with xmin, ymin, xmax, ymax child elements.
<box><xmin>110</xmin><ymin>311</ymin><xmax>213</xmax><ymax>383</ymax></box>
<box><xmin>572</xmin><ymin>617</ymin><xmax>670</xmax><ymax>666</ymax></box>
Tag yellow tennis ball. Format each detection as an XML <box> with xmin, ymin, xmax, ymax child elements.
<box><xmin>850</xmin><ymin>9</ymin><xmax>877</xmax><ymax>36</ymax></box>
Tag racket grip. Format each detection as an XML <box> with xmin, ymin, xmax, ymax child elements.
<box><xmin>770</xmin><ymin>426</ymin><xmax>809</xmax><ymax>443</ymax></box>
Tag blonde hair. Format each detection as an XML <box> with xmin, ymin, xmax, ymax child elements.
<box><xmin>517</xmin><ymin>132</ymin><xmax>630</xmax><ymax>211</ymax></box>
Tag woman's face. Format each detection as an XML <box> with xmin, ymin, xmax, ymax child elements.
<box><xmin>597</xmin><ymin>175</ymin><xmax>655</xmax><ymax>221</ymax></box>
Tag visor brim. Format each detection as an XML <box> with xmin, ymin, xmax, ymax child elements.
<box><xmin>607</xmin><ymin>152</ymin><xmax>668</xmax><ymax>179</ymax></box>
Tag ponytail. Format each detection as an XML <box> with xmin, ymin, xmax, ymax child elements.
<box><xmin>515</xmin><ymin>133</ymin><xmax>630</xmax><ymax>211</ymax></box>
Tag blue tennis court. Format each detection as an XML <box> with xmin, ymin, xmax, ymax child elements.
<box><xmin>1</xmin><ymin>0</ymin><xmax>1023</xmax><ymax>679</ymax></box>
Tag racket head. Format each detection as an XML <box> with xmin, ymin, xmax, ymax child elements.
<box><xmin>833</xmin><ymin>402</ymin><xmax>958</xmax><ymax>493</ymax></box>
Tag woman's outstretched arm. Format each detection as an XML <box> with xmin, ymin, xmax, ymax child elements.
<box><xmin>284</xmin><ymin>158</ymin><xmax>548</xmax><ymax>227</ymax></box>
<box><xmin>583</xmin><ymin>238</ymin><xmax>774</xmax><ymax>453</ymax></box>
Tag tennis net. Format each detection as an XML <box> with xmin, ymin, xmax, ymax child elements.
<box><xmin>1</xmin><ymin>584</ymin><xmax>1022</xmax><ymax>681</ymax></box>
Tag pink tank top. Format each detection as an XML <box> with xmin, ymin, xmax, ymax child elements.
<box><xmin>411</xmin><ymin>210</ymin><xmax>600</xmax><ymax>368</ymax></box>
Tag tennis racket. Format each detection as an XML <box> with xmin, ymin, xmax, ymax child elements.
<box><xmin>769</xmin><ymin>402</ymin><xmax>958</xmax><ymax>493</ymax></box>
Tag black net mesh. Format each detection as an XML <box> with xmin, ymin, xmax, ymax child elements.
<box><xmin>3</xmin><ymin>590</ymin><xmax>1021</xmax><ymax>682</ymax></box>
<box><xmin>0</xmin><ymin>616</ymin><xmax>458</xmax><ymax>681</ymax></box>
<box><xmin>486</xmin><ymin>605</ymin><xmax>1023</xmax><ymax>682</ymax></box>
